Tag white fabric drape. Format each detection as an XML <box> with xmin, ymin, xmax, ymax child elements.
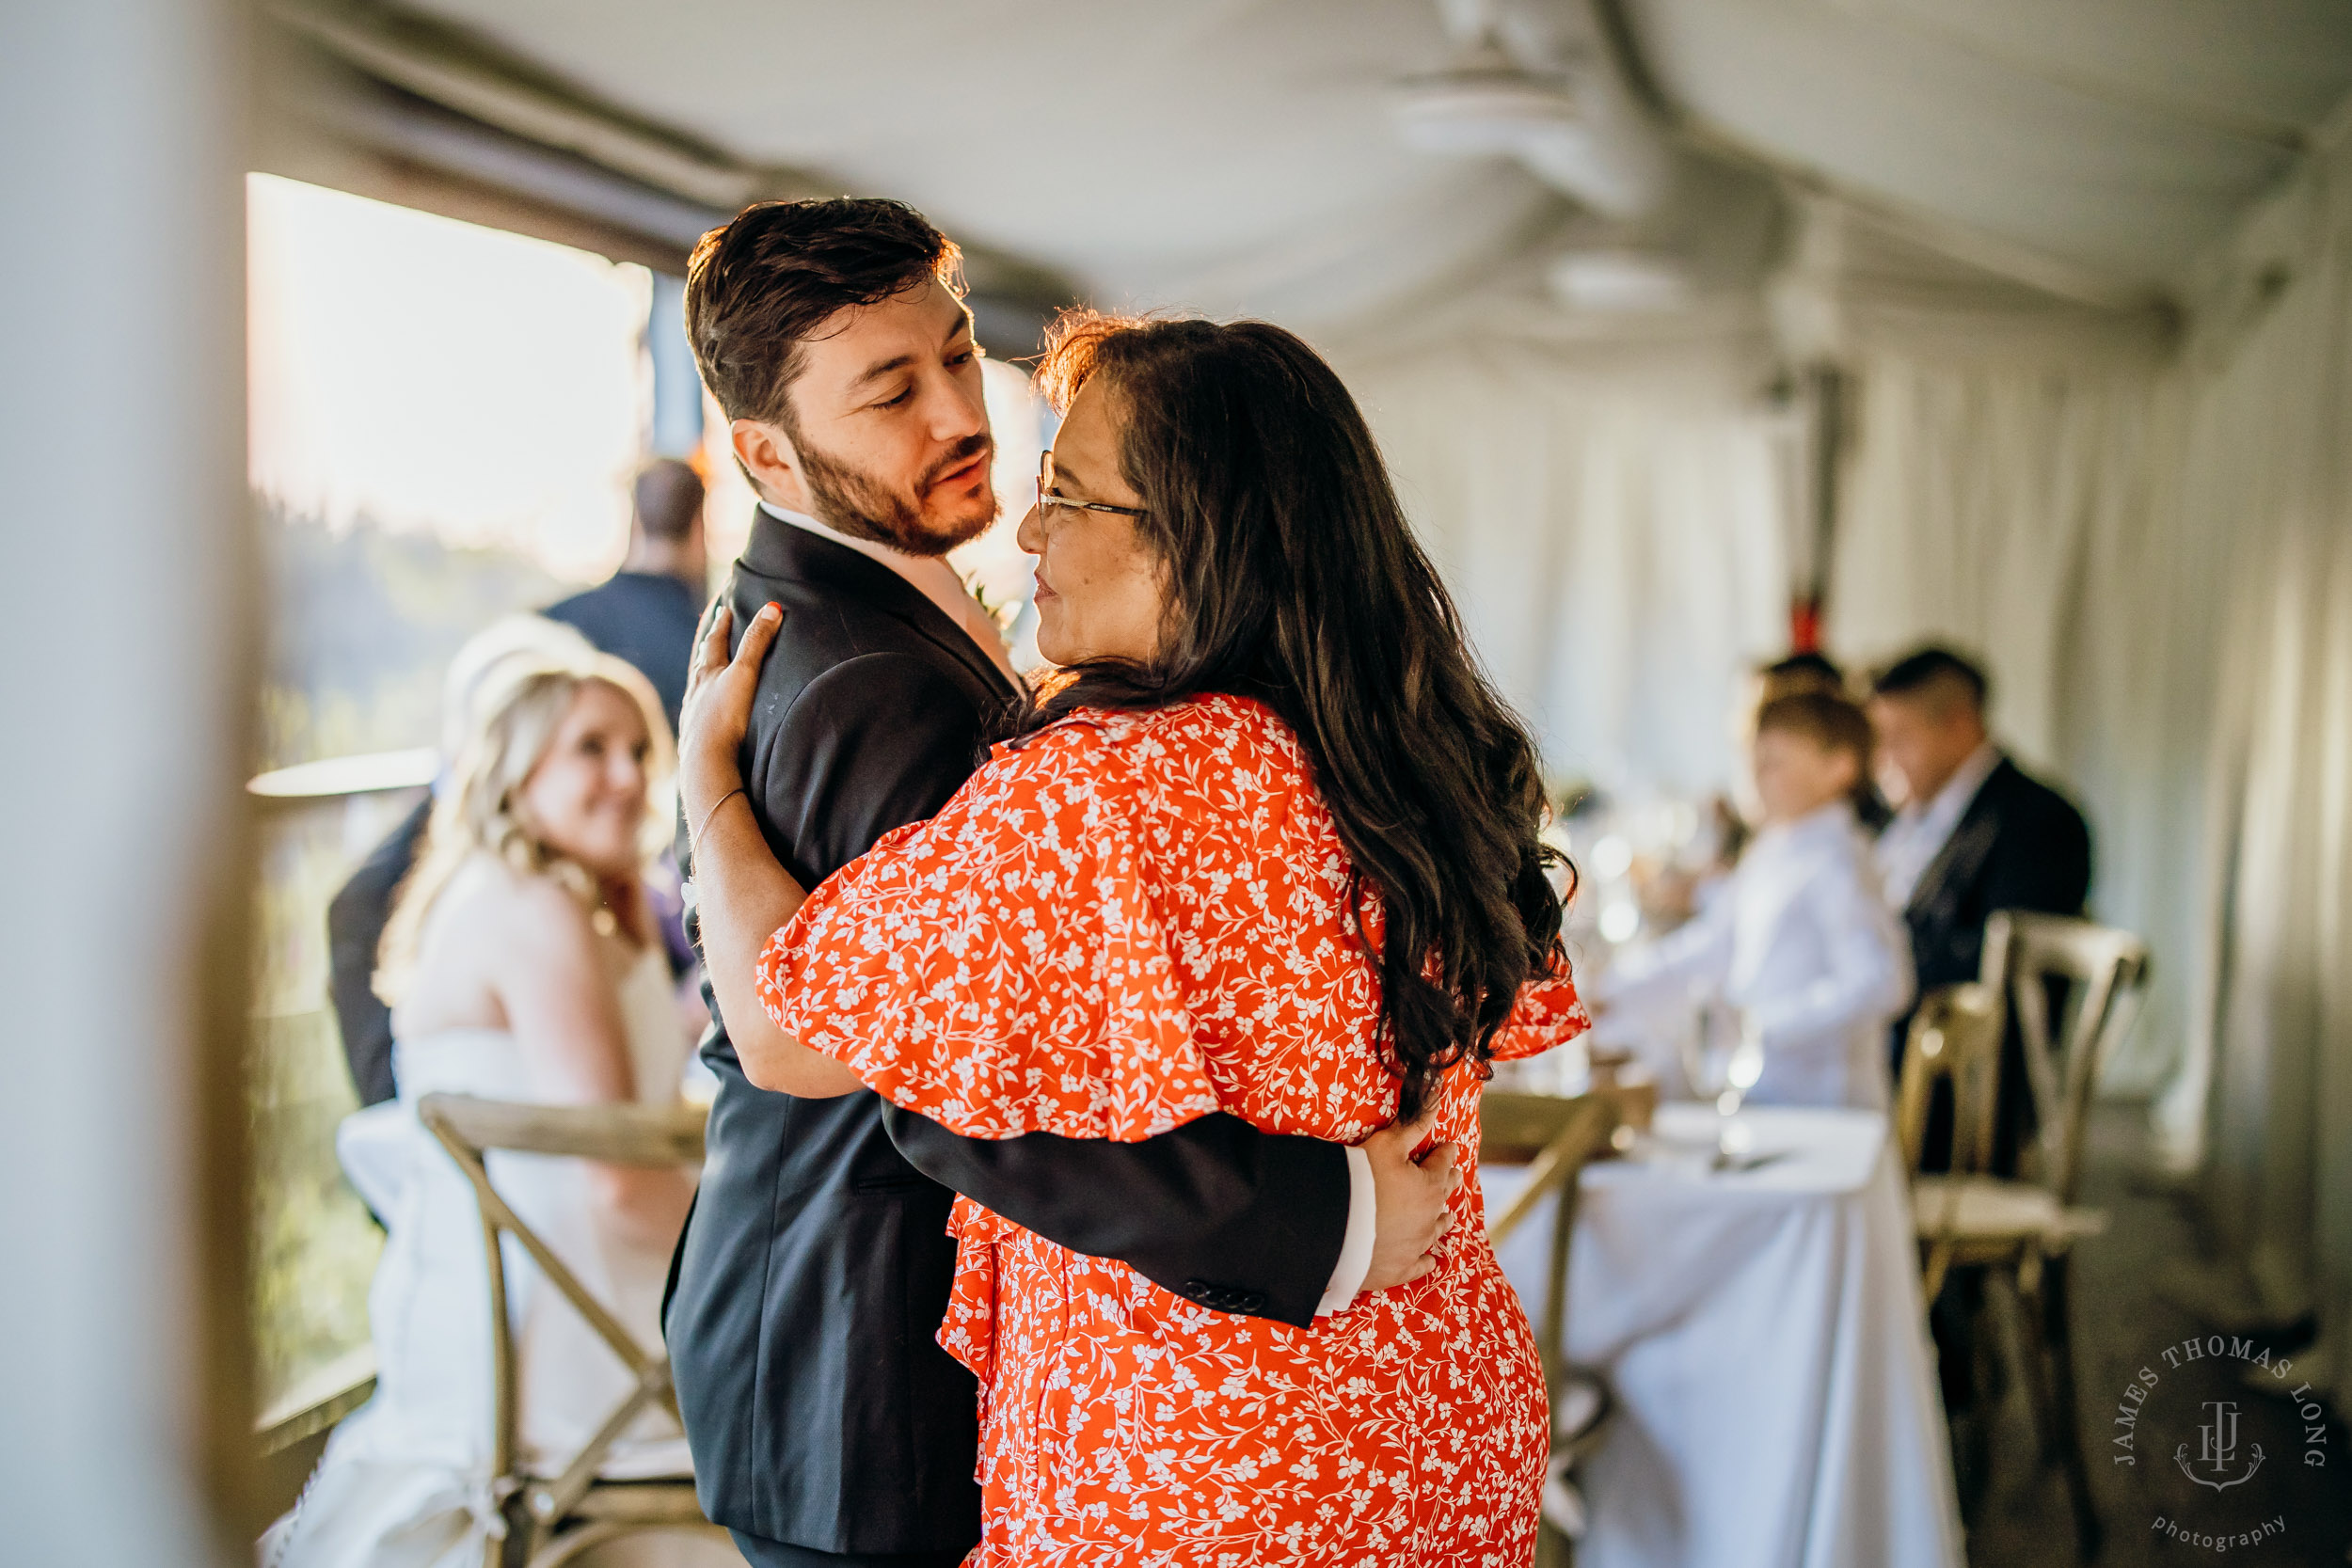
<box><xmin>1332</xmin><ymin>117</ymin><xmax>2352</xmax><ymax>1409</ymax></box>
<box><xmin>2166</xmin><ymin>125</ymin><xmax>2352</xmax><ymax>1393</ymax></box>
<box><xmin>1342</xmin><ymin>333</ymin><xmax>1796</xmax><ymax>796</ymax></box>
<box><xmin>1823</xmin><ymin>112</ymin><xmax>2352</xmax><ymax>1403</ymax></box>
<box><xmin>1824</xmin><ymin>354</ymin><xmax>2198</xmax><ymax>1094</ymax></box>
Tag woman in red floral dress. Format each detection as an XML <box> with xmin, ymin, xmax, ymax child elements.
<box><xmin>682</xmin><ymin>313</ymin><xmax>1587</xmax><ymax>1566</ymax></box>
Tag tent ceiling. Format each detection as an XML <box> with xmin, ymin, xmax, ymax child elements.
<box><xmin>1623</xmin><ymin>0</ymin><xmax>2351</xmax><ymax>291</ymax></box>
<box><xmin>376</xmin><ymin>0</ymin><xmax>2352</xmax><ymax>317</ymax></box>
<box><xmin>388</xmin><ymin>0</ymin><xmax>1560</xmax><ymax>325</ymax></box>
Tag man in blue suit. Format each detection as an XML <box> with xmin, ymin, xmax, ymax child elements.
<box><xmin>546</xmin><ymin>457</ymin><xmax>709</xmax><ymax>735</ymax></box>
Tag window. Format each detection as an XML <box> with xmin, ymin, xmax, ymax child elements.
<box><xmin>246</xmin><ymin>174</ymin><xmax>654</xmax><ymax>1412</ymax></box>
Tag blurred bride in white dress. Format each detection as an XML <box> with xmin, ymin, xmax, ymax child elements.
<box><xmin>265</xmin><ymin>641</ymin><xmax>739</xmax><ymax>1568</ymax></box>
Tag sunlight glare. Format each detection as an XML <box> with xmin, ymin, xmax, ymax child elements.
<box><xmin>246</xmin><ymin>173</ymin><xmax>653</xmax><ymax>583</ymax></box>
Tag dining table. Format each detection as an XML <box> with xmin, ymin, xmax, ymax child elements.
<box><xmin>1483</xmin><ymin>1100</ymin><xmax>1966</xmax><ymax>1568</ymax></box>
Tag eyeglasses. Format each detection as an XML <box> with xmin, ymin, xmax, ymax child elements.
<box><xmin>1037</xmin><ymin>451</ymin><xmax>1146</xmax><ymax>519</ymax></box>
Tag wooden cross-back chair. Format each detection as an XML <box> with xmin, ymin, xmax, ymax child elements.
<box><xmin>1985</xmin><ymin>912</ymin><xmax>2148</xmax><ymax>1560</ymax></box>
<box><xmin>1481</xmin><ymin>1090</ymin><xmax>1622</xmax><ymax>1568</ymax></box>
<box><xmin>1895</xmin><ymin>914</ymin><xmax>2149</xmax><ymax>1560</ymax></box>
<box><xmin>1482</xmin><ymin>1091</ymin><xmax>1620</xmax><ymax>1381</ymax></box>
<box><xmin>417</xmin><ymin>1092</ymin><xmax>723</xmax><ymax>1568</ymax></box>
<box><xmin>1895</xmin><ymin>983</ymin><xmax>2007</xmax><ymax>1302</ymax></box>
<box><xmin>1980</xmin><ymin>911</ymin><xmax>2150</xmax><ymax>1206</ymax></box>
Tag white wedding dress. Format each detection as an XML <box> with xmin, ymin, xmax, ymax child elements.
<box><xmin>264</xmin><ymin>947</ymin><xmax>739</xmax><ymax>1568</ymax></box>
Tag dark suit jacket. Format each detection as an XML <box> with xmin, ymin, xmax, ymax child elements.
<box><xmin>325</xmin><ymin>796</ymin><xmax>432</xmax><ymax>1108</ymax></box>
<box><xmin>546</xmin><ymin>568</ymin><xmax>705</xmax><ymax>735</ymax></box>
<box><xmin>1898</xmin><ymin>755</ymin><xmax>2092</xmax><ymax>1172</ymax></box>
<box><xmin>664</xmin><ymin>515</ymin><xmax>1351</xmax><ymax>1558</ymax></box>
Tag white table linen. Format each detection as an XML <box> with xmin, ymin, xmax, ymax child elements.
<box><xmin>1486</xmin><ymin>1102</ymin><xmax>1963</xmax><ymax>1568</ymax></box>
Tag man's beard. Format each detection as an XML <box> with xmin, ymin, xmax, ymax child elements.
<box><xmin>797</xmin><ymin>431</ymin><xmax>997</xmax><ymax>557</ymax></box>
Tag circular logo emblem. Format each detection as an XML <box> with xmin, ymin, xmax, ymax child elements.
<box><xmin>2110</xmin><ymin>1335</ymin><xmax>2330</xmax><ymax>1552</ymax></box>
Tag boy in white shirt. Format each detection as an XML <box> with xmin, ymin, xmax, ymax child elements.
<box><xmin>1597</xmin><ymin>692</ymin><xmax>1914</xmax><ymax>1109</ymax></box>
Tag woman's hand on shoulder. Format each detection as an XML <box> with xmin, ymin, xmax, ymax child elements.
<box><xmin>678</xmin><ymin>600</ymin><xmax>783</xmax><ymax>826</ymax></box>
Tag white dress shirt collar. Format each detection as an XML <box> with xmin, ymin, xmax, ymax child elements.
<box><xmin>1918</xmin><ymin>740</ymin><xmax>2003</xmax><ymax>832</ymax></box>
<box><xmin>757</xmin><ymin>500</ymin><xmax>1015</xmax><ymax>679</ymax></box>
<box><xmin>1877</xmin><ymin>740</ymin><xmax>2003</xmax><ymax>910</ymax></box>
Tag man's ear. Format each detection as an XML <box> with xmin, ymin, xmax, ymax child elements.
<box><xmin>731</xmin><ymin>418</ymin><xmax>809</xmax><ymax>513</ymax></box>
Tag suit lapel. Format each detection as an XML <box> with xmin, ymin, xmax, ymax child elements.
<box><xmin>739</xmin><ymin>508</ymin><xmax>1018</xmax><ymax>702</ymax></box>
<box><xmin>1906</xmin><ymin>761</ymin><xmax>2010</xmax><ymax>921</ymax></box>
<box><xmin>882</xmin><ymin>590</ymin><xmax>1019</xmax><ymax>701</ymax></box>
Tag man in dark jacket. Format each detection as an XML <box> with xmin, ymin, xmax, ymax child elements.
<box><xmin>324</xmin><ymin>799</ymin><xmax>430</xmax><ymax>1107</ymax></box>
<box><xmin>1868</xmin><ymin>646</ymin><xmax>2091</xmax><ymax>1459</ymax></box>
<box><xmin>1869</xmin><ymin>646</ymin><xmax>2092</xmax><ymax>1172</ymax></box>
<box><xmin>663</xmin><ymin>198</ymin><xmax>1452</xmax><ymax>1568</ymax></box>
<box><xmin>545</xmin><ymin>457</ymin><xmax>708</xmax><ymax>734</ymax></box>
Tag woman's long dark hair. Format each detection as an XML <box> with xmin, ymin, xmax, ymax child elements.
<box><xmin>1020</xmin><ymin>312</ymin><xmax>1568</xmax><ymax>1119</ymax></box>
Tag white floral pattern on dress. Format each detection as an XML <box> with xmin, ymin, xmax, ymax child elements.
<box><xmin>759</xmin><ymin>693</ymin><xmax>1589</xmax><ymax>1567</ymax></box>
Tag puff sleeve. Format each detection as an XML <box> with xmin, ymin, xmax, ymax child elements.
<box><xmin>1487</xmin><ymin>953</ymin><xmax>1591</xmax><ymax>1062</ymax></box>
<box><xmin>755</xmin><ymin>719</ymin><xmax>1226</xmax><ymax>1142</ymax></box>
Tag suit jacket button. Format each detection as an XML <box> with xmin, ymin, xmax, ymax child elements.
<box><xmin>1183</xmin><ymin>1279</ymin><xmax>1214</xmax><ymax>1304</ymax></box>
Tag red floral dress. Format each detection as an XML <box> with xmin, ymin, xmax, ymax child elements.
<box><xmin>757</xmin><ymin>693</ymin><xmax>1587</xmax><ymax>1567</ymax></box>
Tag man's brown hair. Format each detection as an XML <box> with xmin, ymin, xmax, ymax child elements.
<box><xmin>683</xmin><ymin>198</ymin><xmax>962</xmax><ymax>438</ymax></box>
<box><xmin>1870</xmin><ymin>644</ymin><xmax>1989</xmax><ymax>720</ymax></box>
<box><xmin>1757</xmin><ymin>690</ymin><xmax>1875</xmax><ymax>776</ymax></box>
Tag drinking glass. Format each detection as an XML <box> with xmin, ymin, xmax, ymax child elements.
<box><xmin>1680</xmin><ymin>999</ymin><xmax>1765</xmax><ymax>1165</ymax></box>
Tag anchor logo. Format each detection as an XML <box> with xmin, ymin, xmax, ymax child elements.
<box><xmin>2176</xmin><ymin>1400</ymin><xmax>2265</xmax><ymax>1491</ymax></box>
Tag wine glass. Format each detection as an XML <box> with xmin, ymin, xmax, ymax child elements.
<box><xmin>1679</xmin><ymin>999</ymin><xmax>1765</xmax><ymax>1166</ymax></box>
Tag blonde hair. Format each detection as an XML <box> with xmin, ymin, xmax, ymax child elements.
<box><xmin>438</xmin><ymin>613</ymin><xmax>601</xmax><ymax>761</ymax></box>
<box><xmin>376</xmin><ymin>642</ymin><xmax>674</xmax><ymax>1004</ymax></box>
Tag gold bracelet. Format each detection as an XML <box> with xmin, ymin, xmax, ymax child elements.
<box><xmin>689</xmin><ymin>786</ymin><xmax>747</xmax><ymax>866</ymax></box>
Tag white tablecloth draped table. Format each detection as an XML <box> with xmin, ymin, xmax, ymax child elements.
<box><xmin>1485</xmin><ymin>1102</ymin><xmax>1965</xmax><ymax>1568</ymax></box>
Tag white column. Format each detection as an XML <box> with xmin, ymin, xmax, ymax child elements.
<box><xmin>0</xmin><ymin>0</ymin><xmax>252</xmax><ymax>1562</ymax></box>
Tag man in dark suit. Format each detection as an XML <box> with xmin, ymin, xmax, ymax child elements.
<box><xmin>1868</xmin><ymin>646</ymin><xmax>2091</xmax><ymax>1464</ymax></box>
<box><xmin>325</xmin><ymin>798</ymin><xmax>430</xmax><ymax>1106</ymax></box>
<box><xmin>1868</xmin><ymin>646</ymin><xmax>2093</xmax><ymax>1172</ymax></box>
<box><xmin>664</xmin><ymin>198</ymin><xmax>1453</xmax><ymax>1568</ymax></box>
<box><xmin>545</xmin><ymin>457</ymin><xmax>709</xmax><ymax>735</ymax></box>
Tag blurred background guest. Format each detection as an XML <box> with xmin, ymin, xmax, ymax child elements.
<box><xmin>1758</xmin><ymin>650</ymin><xmax>1892</xmax><ymax>829</ymax></box>
<box><xmin>1665</xmin><ymin>647</ymin><xmax>1878</xmax><ymax>930</ymax></box>
<box><xmin>326</xmin><ymin>615</ymin><xmax>601</xmax><ymax>1107</ymax></box>
<box><xmin>1868</xmin><ymin>646</ymin><xmax>2092</xmax><ymax>1170</ymax></box>
<box><xmin>268</xmin><ymin>643</ymin><xmax>728</xmax><ymax>1568</ymax></box>
<box><xmin>1868</xmin><ymin>645</ymin><xmax>2096</xmax><ymax>1504</ymax></box>
<box><xmin>1596</xmin><ymin>690</ymin><xmax>1911</xmax><ymax>1109</ymax></box>
<box><xmin>1756</xmin><ymin>649</ymin><xmax>1848</xmax><ymax>704</ymax></box>
<box><xmin>547</xmin><ymin>458</ymin><xmax>713</xmax><ymax>1012</ymax></box>
<box><xmin>546</xmin><ymin>457</ymin><xmax>710</xmax><ymax>736</ymax></box>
